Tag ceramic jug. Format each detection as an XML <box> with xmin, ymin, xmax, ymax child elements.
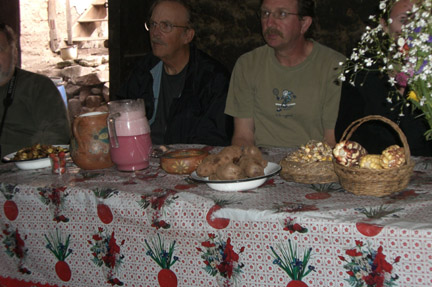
<box><xmin>107</xmin><ymin>99</ymin><xmax>152</xmax><ymax>171</ymax></box>
<box><xmin>70</xmin><ymin>111</ymin><xmax>114</xmax><ymax>170</ymax></box>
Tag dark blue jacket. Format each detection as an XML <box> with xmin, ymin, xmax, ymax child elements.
<box><xmin>117</xmin><ymin>45</ymin><xmax>233</xmax><ymax>146</ymax></box>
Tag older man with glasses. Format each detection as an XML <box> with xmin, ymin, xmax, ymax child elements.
<box><xmin>0</xmin><ymin>23</ymin><xmax>70</xmax><ymax>158</ymax></box>
<box><xmin>117</xmin><ymin>0</ymin><xmax>232</xmax><ymax>146</ymax></box>
<box><xmin>225</xmin><ymin>0</ymin><xmax>345</xmax><ymax>149</ymax></box>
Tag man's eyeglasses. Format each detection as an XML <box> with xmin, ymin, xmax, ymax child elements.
<box><xmin>144</xmin><ymin>20</ymin><xmax>189</xmax><ymax>33</ymax></box>
<box><xmin>257</xmin><ymin>9</ymin><xmax>300</xmax><ymax>20</ymax></box>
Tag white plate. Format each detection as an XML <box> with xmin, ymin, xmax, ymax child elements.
<box><xmin>189</xmin><ymin>162</ymin><xmax>281</xmax><ymax>192</ymax></box>
<box><xmin>3</xmin><ymin>145</ymin><xmax>69</xmax><ymax>170</ymax></box>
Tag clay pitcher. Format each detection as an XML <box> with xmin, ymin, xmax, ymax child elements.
<box><xmin>70</xmin><ymin>111</ymin><xmax>114</xmax><ymax>170</ymax></box>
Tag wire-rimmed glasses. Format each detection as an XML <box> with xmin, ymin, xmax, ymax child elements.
<box><xmin>257</xmin><ymin>9</ymin><xmax>300</xmax><ymax>20</ymax></box>
<box><xmin>144</xmin><ymin>20</ymin><xmax>189</xmax><ymax>33</ymax></box>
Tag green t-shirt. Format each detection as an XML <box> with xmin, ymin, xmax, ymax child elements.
<box><xmin>225</xmin><ymin>41</ymin><xmax>345</xmax><ymax>148</ymax></box>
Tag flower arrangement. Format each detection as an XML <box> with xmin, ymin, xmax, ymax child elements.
<box><xmin>197</xmin><ymin>233</ymin><xmax>245</xmax><ymax>280</ymax></box>
<box><xmin>269</xmin><ymin>239</ymin><xmax>315</xmax><ymax>284</ymax></box>
<box><xmin>0</xmin><ymin>183</ymin><xmax>19</xmax><ymax>200</ymax></box>
<box><xmin>44</xmin><ymin>229</ymin><xmax>73</xmax><ymax>263</ymax></box>
<box><xmin>355</xmin><ymin>205</ymin><xmax>404</xmax><ymax>219</ymax></box>
<box><xmin>38</xmin><ymin>186</ymin><xmax>69</xmax><ymax>222</ymax></box>
<box><xmin>339</xmin><ymin>240</ymin><xmax>400</xmax><ymax>287</ymax></box>
<box><xmin>144</xmin><ymin>233</ymin><xmax>178</xmax><ymax>269</ymax></box>
<box><xmin>144</xmin><ymin>234</ymin><xmax>179</xmax><ymax>286</ymax></box>
<box><xmin>45</xmin><ymin>229</ymin><xmax>73</xmax><ymax>281</ymax></box>
<box><xmin>280</xmin><ymin>217</ymin><xmax>308</xmax><ymax>234</ymax></box>
<box><xmin>1</xmin><ymin>224</ymin><xmax>31</xmax><ymax>274</ymax></box>
<box><xmin>339</xmin><ymin>0</ymin><xmax>432</xmax><ymax>138</ymax></box>
<box><xmin>88</xmin><ymin>227</ymin><xmax>125</xmax><ymax>286</ymax></box>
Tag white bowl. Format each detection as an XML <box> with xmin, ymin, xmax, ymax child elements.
<box><xmin>189</xmin><ymin>162</ymin><xmax>281</xmax><ymax>192</ymax></box>
<box><xmin>3</xmin><ymin>145</ymin><xmax>69</xmax><ymax>170</ymax></box>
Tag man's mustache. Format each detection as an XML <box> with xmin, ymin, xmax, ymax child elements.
<box><xmin>264</xmin><ymin>28</ymin><xmax>283</xmax><ymax>38</ymax></box>
<box><xmin>151</xmin><ymin>38</ymin><xmax>166</xmax><ymax>46</ymax></box>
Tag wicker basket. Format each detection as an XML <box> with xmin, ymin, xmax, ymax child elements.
<box><xmin>333</xmin><ymin>115</ymin><xmax>414</xmax><ymax>197</ymax></box>
<box><xmin>280</xmin><ymin>159</ymin><xmax>339</xmax><ymax>184</ymax></box>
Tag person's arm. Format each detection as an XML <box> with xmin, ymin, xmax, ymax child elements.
<box><xmin>323</xmin><ymin>129</ymin><xmax>336</xmax><ymax>147</ymax></box>
<box><xmin>231</xmin><ymin>117</ymin><xmax>255</xmax><ymax>147</ymax></box>
<box><xmin>25</xmin><ymin>73</ymin><xmax>71</xmax><ymax>146</ymax></box>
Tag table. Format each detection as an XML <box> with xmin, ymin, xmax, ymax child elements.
<box><xmin>0</xmin><ymin>144</ymin><xmax>431</xmax><ymax>287</ymax></box>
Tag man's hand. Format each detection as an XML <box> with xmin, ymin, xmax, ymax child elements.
<box><xmin>323</xmin><ymin>129</ymin><xmax>336</xmax><ymax>148</ymax></box>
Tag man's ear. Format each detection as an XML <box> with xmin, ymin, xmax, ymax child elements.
<box><xmin>183</xmin><ymin>28</ymin><xmax>195</xmax><ymax>44</ymax></box>
<box><xmin>12</xmin><ymin>46</ymin><xmax>18</xmax><ymax>66</ymax></box>
<box><xmin>300</xmin><ymin>16</ymin><xmax>312</xmax><ymax>35</ymax></box>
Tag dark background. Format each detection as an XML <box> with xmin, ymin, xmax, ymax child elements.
<box><xmin>1</xmin><ymin>0</ymin><xmax>379</xmax><ymax>98</ymax></box>
<box><xmin>108</xmin><ymin>0</ymin><xmax>378</xmax><ymax>97</ymax></box>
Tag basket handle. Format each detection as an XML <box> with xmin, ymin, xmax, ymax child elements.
<box><xmin>340</xmin><ymin>115</ymin><xmax>411</xmax><ymax>160</ymax></box>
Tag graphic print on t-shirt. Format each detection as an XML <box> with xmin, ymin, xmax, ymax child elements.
<box><xmin>273</xmin><ymin>88</ymin><xmax>297</xmax><ymax>113</ymax></box>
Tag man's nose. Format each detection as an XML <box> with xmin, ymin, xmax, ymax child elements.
<box><xmin>263</xmin><ymin>15</ymin><xmax>277</xmax><ymax>27</ymax></box>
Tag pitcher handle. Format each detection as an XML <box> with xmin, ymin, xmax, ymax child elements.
<box><xmin>107</xmin><ymin>112</ymin><xmax>120</xmax><ymax>148</ymax></box>
<box><xmin>73</xmin><ymin>116</ymin><xmax>84</xmax><ymax>148</ymax></box>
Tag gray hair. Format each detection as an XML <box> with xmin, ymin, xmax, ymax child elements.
<box><xmin>0</xmin><ymin>23</ymin><xmax>17</xmax><ymax>48</ymax></box>
<box><xmin>148</xmin><ymin>0</ymin><xmax>193</xmax><ymax>26</ymax></box>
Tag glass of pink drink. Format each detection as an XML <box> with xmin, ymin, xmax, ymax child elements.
<box><xmin>107</xmin><ymin>99</ymin><xmax>152</xmax><ymax>171</ymax></box>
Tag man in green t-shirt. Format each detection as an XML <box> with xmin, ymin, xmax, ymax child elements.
<box><xmin>225</xmin><ymin>0</ymin><xmax>345</xmax><ymax>148</ymax></box>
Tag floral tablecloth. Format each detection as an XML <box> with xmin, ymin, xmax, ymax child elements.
<box><xmin>0</xmin><ymin>145</ymin><xmax>431</xmax><ymax>287</ymax></box>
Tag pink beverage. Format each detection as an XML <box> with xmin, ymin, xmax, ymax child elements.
<box><xmin>109</xmin><ymin>134</ymin><xmax>152</xmax><ymax>171</ymax></box>
<box><xmin>107</xmin><ymin>103</ymin><xmax>152</xmax><ymax>171</ymax></box>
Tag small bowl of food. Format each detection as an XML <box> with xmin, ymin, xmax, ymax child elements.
<box><xmin>3</xmin><ymin>144</ymin><xmax>69</xmax><ymax>170</ymax></box>
<box><xmin>160</xmin><ymin>148</ymin><xmax>209</xmax><ymax>175</ymax></box>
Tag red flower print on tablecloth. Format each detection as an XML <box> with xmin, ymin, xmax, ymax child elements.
<box><xmin>197</xmin><ymin>233</ymin><xmax>245</xmax><ymax>286</ymax></box>
<box><xmin>269</xmin><ymin>238</ymin><xmax>315</xmax><ymax>287</ymax></box>
<box><xmin>274</xmin><ymin>202</ymin><xmax>319</xmax><ymax>213</ymax></box>
<box><xmin>388</xmin><ymin>189</ymin><xmax>421</xmax><ymax>201</ymax></box>
<box><xmin>0</xmin><ymin>183</ymin><xmax>20</xmax><ymax>221</ymax></box>
<box><xmin>280</xmin><ymin>217</ymin><xmax>308</xmax><ymax>234</ymax></box>
<box><xmin>206</xmin><ymin>198</ymin><xmax>235</xmax><ymax>230</ymax></box>
<box><xmin>339</xmin><ymin>240</ymin><xmax>400</xmax><ymax>287</ymax></box>
<box><xmin>144</xmin><ymin>233</ymin><xmax>179</xmax><ymax>287</ymax></box>
<box><xmin>355</xmin><ymin>205</ymin><xmax>403</xmax><ymax>237</ymax></box>
<box><xmin>93</xmin><ymin>187</ymin><xmax>118</xmax><ymax>224</ymax></box>
<box><xmin>1</xmin><ymin>224</ymin><xmax>31</xmax><ymax>274</ymax></box>
<box><xmin>89</xmin><ymin>227</ymin><xmax>125</xmax><ymax>286</ymax></box>
<box><xmin>138</xmin><ymin>188</ymin><xmax>178</xmax><ymax>230</ymax></box>
<box><xmin>44</xmin><ymin>229</ymin><xmax>73</xmax><ymax>282</ymax></box>
<box><xmin>124</xmin><ymin>167</ymin><xmax>166</xmax><ymax>184</ymax></box>
<box><xmin>407</xmin><ymin>170</ymin><xmax>432</xmax><ymax>185</ymax></box>
<box><xmin>174</xmin><ymin>183</ymin><xmax>197</xmax><ymax>190</ymax></box>
<box><xmin>261</xmin><ymin>178</ymin><xmax>277</xmax><ymax>188</ymax></box>
<box><xmin>38</xmin><ymin>186</ymin><xmax>69</xmax><ymax>222</ymax></box>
